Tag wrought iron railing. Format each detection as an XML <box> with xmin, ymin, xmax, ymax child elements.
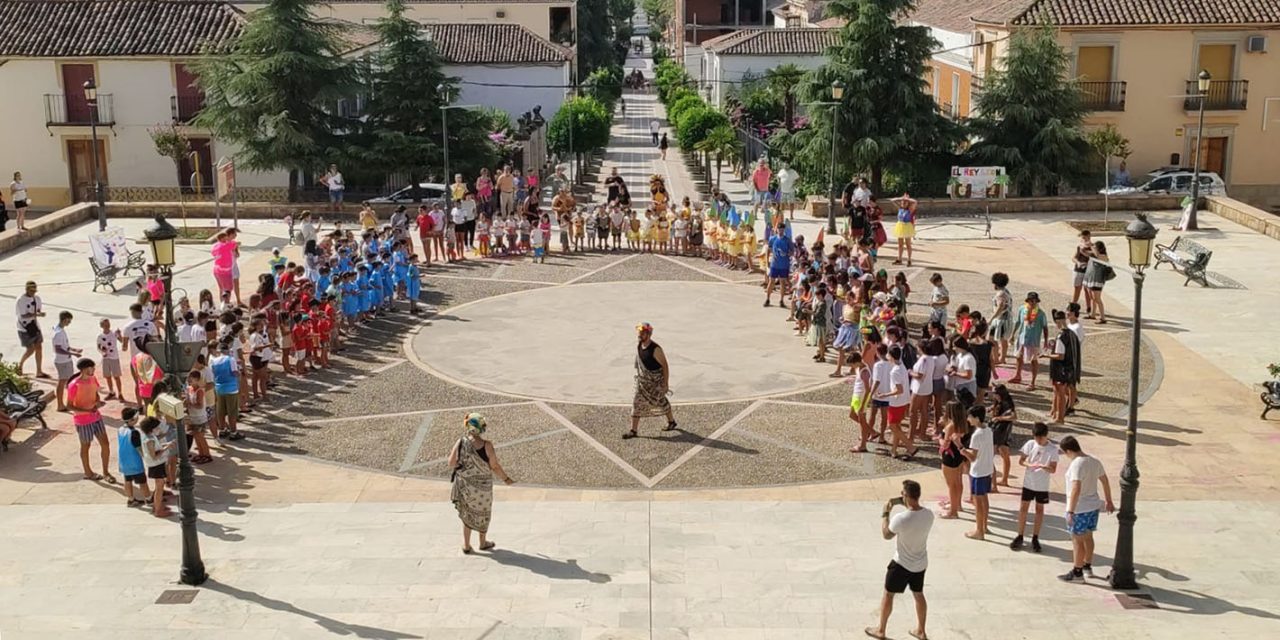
<box><xmin>44</xmin><ymin>93</ymin><xmax>114</xmax><ymax>126</ymax></box>
<box><xmin>1184</xmin><ymin>79</ymin><xmax>1248</xmax><ymax>110</ymax></box>
<box><xmin>1079</xmin><ymin>81</ymin><xmax>1126</xmax><ymax>111</ymax></box>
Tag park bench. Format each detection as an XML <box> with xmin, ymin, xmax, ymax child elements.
<box><xmin>88</xmin><ymin>249</ymin><xmax>147</xmax><ymax>292</ymax></box>
<box><xmin>1153</xmin><ymin>236</ymin><xmax>1211</xmax><ymax>287</ymax></box>
<box><xmin>2</xmin><ymin>379</ymin><xmax>47</xmax><ymax>430</ymax></box>
<box><xmin>1262</xmin><ymin>381</ymin><xmax>1280</xmax><ymax>420</ymax></box>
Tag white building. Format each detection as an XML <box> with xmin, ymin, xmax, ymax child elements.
<box><xmin>339</xmin><ymin>22</ymin><xmax>572</xmax><ymax>121</ymax></box>
<box><xmin>236</xmin><ymin>0</ymin><xmax>577</xmax><ymax>44</ymax></box>
<box><xmin>700</xmin><ymin>28</ymin><xmax>838</xmax><ymax>107</ymax></box>
<box><xmin>0</xmin><ymin>0</ymin><xmax>286</xmax><ymax>208</ymax></box>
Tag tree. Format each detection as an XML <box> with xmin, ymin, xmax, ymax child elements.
<box><xmin>967</xmin><ymin>24</ymin><xmax>1091</xmax><ymax>196</ymax></box>
<box><xmin>352</xmin><ymin>0</ymin><xmax>452</xmax><ymax>188</ymax></box>
<box><xmin>667</xmin><ymin>94</ymin><xmax>705</xmax><ymax>131</ymax></box>
<box><xmin>549</xmin><ymin>96</ymin><xmax>612</xmax><ymax>155</ymax></box>
<box><xmin>765</xmin><ymin>64</ymin><xmax>805</xmax><ymax>131</ymax></box>
<box><xmin>794</xmin><ymin>0</ymin><xmax>958</xmax><ymax>193</ymax></box>
<box><xmin>675</xmin><ymin>107</ymin><xmax>729</xmax><ymax>151</ymax></box>
<box><xmin>584</xmin><ymin>64</ymin><xmax>624</xmax><ymax>109</ymax></box>
<box><xmin>192</xmin><ymin>0</ymin><xmax>356</xmax><ymax>197</ymax></box>
<box><xmin>1087</xmin><ymin>124</ymin><xmax>1131</xmax><ymax>222</ymax></box>
<box><xmin>149</xmin><ymin>123</ymin><xmax>193</xmax><ymax>228</ymax></box>
<box><xmin>578</xmin><ymin>0</ymin><xmax>633</xmax><ymax>76</ymax></box>
<box><xmin>693</xmin><ymin>124</ymin><xmax>742</xmax><ymax>189</ymax></box>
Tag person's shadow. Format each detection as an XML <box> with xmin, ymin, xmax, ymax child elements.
<box><xmin>201</xmin><ymin>579</ymin><xmax>420</xmax><ymax>638</ymax></box>
<box><xmin>484</xmin><ymin>549</ymin><xmax>611</xmax><ymax>583</ymax></box>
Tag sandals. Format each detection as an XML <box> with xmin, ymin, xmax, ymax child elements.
<box><xmin>83</xmin><ymin>473</ymin><xmax>103</xmax><ymax>481</ymax></box>
<box><xmin>479</xmin><ymin>541</ymin><xmax>495</xmax><ymax>551</ymax></box>
<box><xmin>226</xmin><ymin>431</ymin><xmax>247</xmax><ymax>441</ymax></box>
<box><xmin>462</xmin><ymin>547</ymin><xmax>474</xmax><ymax>555</ymax></box>
<box><xmin>662</xmin><ymin>421</ymin><xmax>678</xmax><ymax>432</ymax></box>
<box><xmin>104</xmin><ymin>474</ymin><xmax>118</xmax><ymax>485</ymax></box>
<box><xmin>622</xmin><ymin>430</ymin><xmax>638</xmax><ymax>439</ymax></box>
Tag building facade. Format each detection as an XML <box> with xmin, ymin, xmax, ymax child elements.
<box><xmin>0</xmin><ymin>0</ymin><xmax>286</xmax><ymax>208</ymax></box>
<box><xmin>700</xmin><ymin>28</ymin><xmax>837</xmax><ymax>107</ymax></box>
<box><xmin>909</xmin><ymin>0</ymin><xmax>976</xmax><ymax>119</ymax></box>
<box><xmin>970</xmin><ymin>0</ymin><xmax>1280</xmax><ymax>207</ymax></box>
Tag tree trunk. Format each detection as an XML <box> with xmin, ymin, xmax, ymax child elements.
<box><xmin>288</xmin><ymin>169</ymin><xmax>300</xmax><ymax>203</ymax></box>
<box><xmin>871</xmin><ymin>165</ymin><xmax>883</xmax><ymax>195</ymax></box>
<box><xmin>715</xmin><ymin>156</ymin><xmax>722</xmax><ymax>189</ymax></box>
<box><xmin>784</xmin><ymin>94</ymin><xmax>795</xmax><ymax>132</ymax></box>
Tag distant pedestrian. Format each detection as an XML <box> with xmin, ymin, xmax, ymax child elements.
<box><xmin>866</xmin><ymin>479</ymin><xmax>933</xmax><ymax>640</ymax></box>
<box><xmin>659</xmin><ymin>132</ymin><xmax>669</xmax><ymax>160</ymax></box>
<box><xmin>10</xmin><ymin>171</ymin><xmax>29</xmax><ymax>232</ymax></box>
<box><xmin>1058</xmin><ymin>436</ymin><xmax>1115</xmax><ymax>583</ymax></box>
<box><xmin>322</xmin><ymin>164</ymin><xmax>344</xmax><ymax>213</ymax></box>
<box><xmin>448</xmin><ymin>413</ymin><xmax>515</xmax><ymax>554</ymax></box>
<box><xmin>649</xmin><ymin>119</ymin><xmax>660</xmax><ymax>146</ymax></box>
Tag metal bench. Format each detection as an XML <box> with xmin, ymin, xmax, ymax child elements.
<box><xmin>88</xmin><ymin>249</ymin><xmax>147</xmax><ymax>292</ymax></box>
<box><xmin>1263</xmin><ymin>381</ymin><xmax>1280</xmax><ymax>420</ymax></box>
<box><xmin>1153</xmin><ymin>236</ymin><xmax>1211</xmax><ymax>287</ymax></box>
<box><xmin>2</xmin><ymin>379</ymin><xmax>47</xmax><ymax>429</ymax></box>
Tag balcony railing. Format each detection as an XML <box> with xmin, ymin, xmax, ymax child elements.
<box><xmin>171</xmin><ymin>95</ymin><xmax>205</xmax><ymax>123</ymax></box>
<box><xmin>938</xmin><ymin>101</ymin><xmax>958</xmax><ymax>119</ymax></box>
<box><xmin>1079</xmin><ymin>81</ymin><xmax>1126</xmax><ymax>111</ymax></box>
<box><xmin>44</xmin><ymin>93</ymin><xmax>114</xmax><ymax>126</ymax></box>
<box><xmin>970</xmin><ymin>75</ymin><xmax>984</xmax><ymax>103</ymax></box>
<box><xmin>1184</xmin><ymin>79</ymin><xmax>1248</xmax><ymax>111</ymax></box>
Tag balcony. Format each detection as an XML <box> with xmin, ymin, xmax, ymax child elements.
<box><xmin>938</xmin><ymin>101</ymin><xmax>958</xmax><ymax>119</ymax></box>
<box><xmin>1079</xmin><ymin>81</ymin><xmax>1126</xmax><ymax>111</ymax></box>
<box><xmin>171</xmin><ymin>95</ymin><xmax>205</xmax><ymax>123</ymax></box>
<box><xmin>44</xmin><ymin>93</ymin><xmax>114</xmax><ymax>126</ymax></box>
<box><xmin>970</xmin><ymin>75</ymin><xmax>984</xmax><ymax>102</ymax></box>
<box><xmin>1184</xmin><ymin>79</ymin><xmax>1248</xmax><ymax>111</ymax></box>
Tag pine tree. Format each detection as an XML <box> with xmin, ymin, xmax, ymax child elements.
<box><xmin>793</xmin><ymin>0</ymin><xmax>956</xmax><ymax>194</ymax></box>
<box><xmin>967</xmin><ymin>24</ymin><xmax>1090</xmax><ymax>196</ymax></box>
<box><xmin>355</xmin><ymin>0</ymin><xmax>452</xmax><ymax>187</ymax></box>
<box><xmin>192</xmin><ymin>0</ymin><xmax>355</xmax><ymax>195</ymax></box>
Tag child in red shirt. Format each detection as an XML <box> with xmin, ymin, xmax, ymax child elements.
<box><xmin>322</xmin><ymin>295</ymin><xmax>341</xmax><ymax>354</ymax></box>
<box><xmin>290</xmin><ymin>313</ymin><xmax>312</xmax><ymax>374</ymax></box>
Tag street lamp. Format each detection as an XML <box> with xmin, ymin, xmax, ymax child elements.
<box><xmin>1185</xmin><ymin>69</ymin><xmax>1211</xmax><ymax>231</ymax></box>
<box><xmin>1108</xmin><ymin>211</ymin><xmax>1157</xmax><ymax>591</ymax></box>
<box><xmin>84</xmin><ymin>80</ymin><xmax>107</xmax><ymax>231</ymax></box>
<box><xmin>826</xmin><ymin>79</ymin><xmax>846</xmax><ymax>235</ymax></box>
<box><xmin>438</xmin><ymin>83</ymin><xmax>452</xmax><ymax>207</ymax></box>
<box><xmin>143</xmin><ymin>215</ymin><xmax>208</xmax><ymax>587</ymax></box>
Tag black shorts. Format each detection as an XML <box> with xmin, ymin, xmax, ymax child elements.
<box><xmin>147</xmin><ymin>464</ymin><xmax>168</xmax><ymax>480</ymax></box>
<box><xmin>885</xmin><ymin>560</ymin><xmax>925</xmax><ymax>594</ymax></box>
<box><xmin>992</xmin><ymin>422</ymin><xmax>1012</xmax><ymax>448</ymax></box>
<box><xmin>1021</xmin><ymin>487</ymin><xmax>1050</xmax><ymax>504</ymax></box>
<box><xmin>250</xmin><ymin>355</ymin><xmax>268</xmax><ymax>370</ymax></box>
<box><xmin>125</xmin><ymin>472</ymin><xmax>147</xmax><ymax>485</ymax></box>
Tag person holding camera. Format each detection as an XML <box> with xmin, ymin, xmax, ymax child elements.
<box><xmin>867</xmin><ymin>479</ymin><xmax>933</xmax><ymax>640</ymax></box>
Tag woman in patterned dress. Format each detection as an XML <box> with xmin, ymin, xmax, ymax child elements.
<box><xmin>448</xmin><ymin>413</ymin><xmax>515</xmax><ymax>554</ymax></box>
<box><xmin>624</xmin><ymin>323</ymin><xmax>677</xmax><ymax>439</ymax></box>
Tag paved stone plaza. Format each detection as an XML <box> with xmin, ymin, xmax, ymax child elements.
<box><xmin>3</xmin><ymin>76</ymin><xmax>1280</xmax><ymax>640</ymax></box>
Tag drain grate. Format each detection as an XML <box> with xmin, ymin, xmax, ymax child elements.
<box><xmin>1115</xmin><ymin>592</ymin><xmax>1159</xmax><ymax>610</ymax></box>
<box><xmin>155</xmin><ymin>589</ymin><xmax>199</xmax><ymax>605</ymax></box>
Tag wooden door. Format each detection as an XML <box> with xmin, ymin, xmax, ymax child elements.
<box><xmin>1198</xmin><ymin>136</ymin><xmax>1228</xmax><ymax>177</ymax></box>
<box><xmin>174</xmin><ymin>63</ymin><xmax>203</xmax><ymax>120</ymax></box>
<box><xmin>1198</xmin><ymin>44</ymin><xmax>1235</xmax><ymax>80</ymax></box>
<box><xmin>1077</xmin><ymin>46</ymin><xmax>1114</xmax><ymax>81</ymax></box>
<box><xmin>179</xmin><ymin>138</ymin><xmax>214</xmax><ymax>194</ymax></box>
<box><xmin>67</xmin><ymin>139</ymin><xmax>108</xmax><ymax>203</ymax></box>
<box><xmin>61</xmin><ymin>64</ymin><xmax>96</xmax><ymax>123</ymax></box>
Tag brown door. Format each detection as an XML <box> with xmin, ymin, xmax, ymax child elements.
<box><xmin>1197</xmin><ymin>44</ymin><xmax>1235</xmax><ymax>80</ymax></box>
<box><xmin>61</xmin><ymin>64</ymin><xmax>96</xmax><ymax>123</ymax></box>
<box><xmin>1198</xmin><ymin>136</ymin><xmax>1228</xmax><ymax>177</ymax></box>
<box><xmin>67</xmin><ymin>139</ymin><xmax>108</xmax><ymax>203</ymax></box>
<box><xmin>179</xmin><ymin>138</ymin><xmax>214</xmax><ymax>194</ymax></box>
<box><xmin>1077</xmin><ymin>46</ymin><xmax>1114</xmax><ymax>81</ymax></box>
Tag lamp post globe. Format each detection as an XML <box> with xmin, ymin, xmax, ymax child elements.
<box><xmin>1124</xmin><ymin>212</ymin><xmax>1157</xmax><ymax>271</ymax></box>
<box><xmin>143</xmin><ymin>215</ymin><xmax>178</xmax><ymax>268</ymax></box>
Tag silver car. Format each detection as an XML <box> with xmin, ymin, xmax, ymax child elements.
<box><xmin>1101</xmin><ymin>171</ymin><xmax>1226</xmax><ymax>197</ymax></box>
<box><xmin>367</xmin><ymin>182</ymin><xmax>448</xmax><ymax>205</ymax></box>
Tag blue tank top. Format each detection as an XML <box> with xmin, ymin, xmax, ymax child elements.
<box><xmin>117</xmin><ymin>426</ymin><xmax>145</xmax><ymax>476</ymax></box>
<box><xmin>211</xmin><ymin>355</ymin><xmax>239</xmax><ymax>395</ymax></box>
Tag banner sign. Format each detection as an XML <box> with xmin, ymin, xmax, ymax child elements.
<box><xmin>949</xmin><ymin>166</ymin><xmax>1008</xmax><ymax>199</ymax></box>
<box><xmin>89</xmin><ymin>227</ymin><xmax>130</xmax><ymax>269</ymax></box>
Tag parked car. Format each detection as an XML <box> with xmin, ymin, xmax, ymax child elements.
<box><xmin>1100</xmin><ymin>171</ymin><xmax>1226</xmax><ymax>197</ymax></box>
<box><xmin>366</xmin><ymin>182</ymin><xmax>447</xmax><ymax>204</ymax></box>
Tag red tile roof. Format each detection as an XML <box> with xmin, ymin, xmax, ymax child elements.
<box><xmin>0</xmin><ymin>0</ymin><xmax>243</xmax><ymax>57</ymax></box>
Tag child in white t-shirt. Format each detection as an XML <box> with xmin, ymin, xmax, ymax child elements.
<box><xmin>1010</xmin><ymin>422</ymin><xmax>1059</xmax><ymax>552</ymax></box>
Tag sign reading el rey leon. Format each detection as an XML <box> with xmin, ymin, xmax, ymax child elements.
<box><xmin>949</xmin><ymin>166</ymin><xmax>1008</xmax><ymax>199</ymax></box>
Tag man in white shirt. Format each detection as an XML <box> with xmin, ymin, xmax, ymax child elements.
<box><xmin>15</xmin><ymin>280</ymin><xmax>47</xmax><ymax>378</ymax></box>
<box><xmin>776</xmin><ymin>163</ymin><xmax>799</xmax><ymax>220</ymax></box>
<box><xmin>1011</xmin><ymin>422</ymin><xmax>1059</xmax><ymax>552</ymax></box>
<box><xmin>1058</xmin><ymin>436</ymin><xmax>1114</xmax><ymax>583</ymax></box>
<box><xmin>867</xmin><ymin>479</ymin><xmax>933</xmax><ymax>640</ymax></box>
<box><xmin>649</xmin><ymin>119</ymin><xmax>660</xmax><ymax>146</ymax></box>
<box><xmin>122</xmin><ymin>303</ymin><xmax>158</xmax><ymax>355</ymax></box>
<box><xmin>323</xmin><ymin>164</ymin><xmax>344</xmax><ymax>213</ymax></box>
<box><xmin>52</xmin><ymin>311</ymin><xmax>82</xmax><ymax>411</ymax></box>
<box><xmin>963</xmin><ymin>405</ymin><xmax>995</xmax><ymax>541</ymax></box>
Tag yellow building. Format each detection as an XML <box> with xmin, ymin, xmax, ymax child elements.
<box><xmin>970</xmin><ymin>0</ymin><xmax>1280</xmax><ymax>207</ymax></box>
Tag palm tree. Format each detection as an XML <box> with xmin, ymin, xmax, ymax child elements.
<box><xmin>765</xmin><ymin>64</ymin><xmax>805</xmax><ymax>131</ymax></box>
<box><xmin>694</xmin><ymin>124</ymin><xmax>743</xmax><ymax>189</ymax></box>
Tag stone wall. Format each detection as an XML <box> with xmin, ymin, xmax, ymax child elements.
<box><xmin>803</xmin><ymin>194</ymin><xmax>1184</xmax><ymax>219</ymax></box>
<box><xmin>1206</xmin><ymin>196</ymin><xmax>1280</xmax><ymax>242</ymax></box>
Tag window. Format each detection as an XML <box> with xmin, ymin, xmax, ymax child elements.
<box><xmin>549</xmin><ymin>7</ymin><xmax>572</xmax><ymax>45</ymax></box>
<box><xmin>786</xmin><ymin>16</ymin><xmax>801</xmax><ymax>28</ymax></box>
<box><xmin>179</xmin><ymin>138</ymin><xmax>214</xmax><ymax>194</ymax></box>
<box><xmin>951</xmin><ymin>72</ymin><xmax>960</xmax><ymax>114</ymax></box>
<box><xmin>931</xmin><ymin>68</ymin><xmax>939</xmax><ymax>99</ymax></box>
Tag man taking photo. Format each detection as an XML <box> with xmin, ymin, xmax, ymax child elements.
<box><xmin>867</xmin><ymin>479</ymin><xmax>932</xmax><ymax>640</ymax></box>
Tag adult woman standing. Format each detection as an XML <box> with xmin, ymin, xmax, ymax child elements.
<box><xmin>1081</xmin><ymin>241</ymin><xmax>1111</xmax><ymax>324</ymax></box>
<box><xmin>475</xmin><ymin>168</ymin><xmax>494</xmax><ymax>216</ymax></box>
<box><xmin>448</xmin><ymin>413</ymin><xmax>515</xmax><ymax>554</ymax></box>
<box><xmin>890</xmin><ymin>194</ymin><xmax>917</xmax><ymax>266</ymax></box>
<box><xmin>210</xmin><ymin>232</ymin><xmax>236</xmax><ymax>301</ymax></box>
<box><xmin>624</xmin><ymin>323</ymin><xmax>677</xmax><ymax>439</ymax></box>
<box><xmin>988</xmin><ymin>272</ymin><xmax>1014</xmax><ymax>364</ymax></box>
<box><xmin>937</xmin><ymin>401</ymin><xmax>968</xmax><ymax>519</ymax></box>
<box><xmin>10</xmin><ymin>171</ymin><xmax>30</xmax><ymax>231</ymax></box>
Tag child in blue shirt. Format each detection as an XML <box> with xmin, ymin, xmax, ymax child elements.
<box><xmin>406</xmin><ymin>255</ymin><xmax>422</xmax><ymax>315</ymax></box>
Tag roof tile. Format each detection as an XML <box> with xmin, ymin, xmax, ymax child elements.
<box><xmin>0</xmin><ymin>0</ymin><xmax>243</xmax><ymax>58</ymax></box>
<box><xmin>703</xmin><ymin>28</ymin><xmax>839</xmax><ymax>55</ymax></box>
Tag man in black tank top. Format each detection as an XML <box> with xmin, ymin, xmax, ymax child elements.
<box><xmin>624</xmin><ymin>323</ymin><xmax>677</xmax><ymax>438</ymax></box>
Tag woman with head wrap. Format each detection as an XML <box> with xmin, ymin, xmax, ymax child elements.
<box><xmin>624</xmin><ymin>323</ymin><xmax>677</xmax><ymax>439</ymax></box>
<box><xmin>448</xmin><ymin>412</ymin><xmax>515</xmax><ymax>554</ymax></box>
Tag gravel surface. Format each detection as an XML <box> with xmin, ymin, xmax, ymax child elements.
<box><xmin>737</xmin><ymin>403</ymin><xmax>933</xmax><ymax>475</ymax></box>
<box><xmin>245</xmin><ymin>414</ymin><xmax>423</xmax><ymax>472</ymax></box>
<box><xmin>776</xmin><ymin>381</ymin><xmax>855</xmax><ymax>407</ymax></box>
<box><xmin>547</xmin><ymin>401</ymin><xmax>753</xmax><ymax>478</ymax></box>
<box><xmin>420</xmin><ymin>278</ymin><xmax>550</xmax><ymax>312</ymax></box>
<box><xmin>410</xmin><ymin>404</ymin><xmax>564</xmax><ymax>468</ymax></box>
<box><xmin>575</xmin><ymin>254</ymin><xmax>721</xmax><ymax>283</ymax></box>
<box><xmin>413</xmin><ymin>432</ymin><xmax>644</xmax><ymax>488</ymax></box>
<box><xmin>655</xmin><ymin>430</ymin><xmax>853</xmax><ymax>488</ymax></box>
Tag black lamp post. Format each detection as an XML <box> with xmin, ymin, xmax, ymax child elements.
<box><xmin>1108</xmin><ymin>211</ymin><xmax>1157</xmax><ymax>591</ymax></box>
<box><xmin>143</xmin><ymin>215</ymin><xmax>208</xmax><ymax>586</ymax></box>
<box><xmin>826</xmin><ymin>80</ymin><xmax>845</xmax><ymax>235</ymax></box>
<box><xmin>84</xmin><ymin>80</ymin><xmax>107</xmax><ymax>231</ymax></box>
<box><xmin>1185</xmin><ymin>70</ymin><xmax>1211</xmax><ymax>231</ymax></box>
<box><xmin>438</xmin><ymin>83</ymin><xmax>451</xmax><ymax>207</ymax></box>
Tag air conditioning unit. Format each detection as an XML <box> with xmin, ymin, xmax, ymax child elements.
<box><xmin>1247</xmin><ymin>35</ymin><xmax>1267</xmax><ymax>53</ymax></box>
<box><xmin>496</xmin><ymin>10</ymin><xmax>506</xmax><ymax>18</ymax></box>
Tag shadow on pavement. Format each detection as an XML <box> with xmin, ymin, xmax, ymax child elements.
<box><xmin>484</xmin><ymin>549</ymin><xmax>612</xmax><ymax>583</ymax></box>
<box><xmin>202</xmin><ymin>579</ymin><xmax>421</xmax><ymax>639</ymax></box>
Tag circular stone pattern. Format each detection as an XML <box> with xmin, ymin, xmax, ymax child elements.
<box><xmin>412</xmin><ymin>281</ymin><xmax>837</xmax><ymax>404</ymax></box>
